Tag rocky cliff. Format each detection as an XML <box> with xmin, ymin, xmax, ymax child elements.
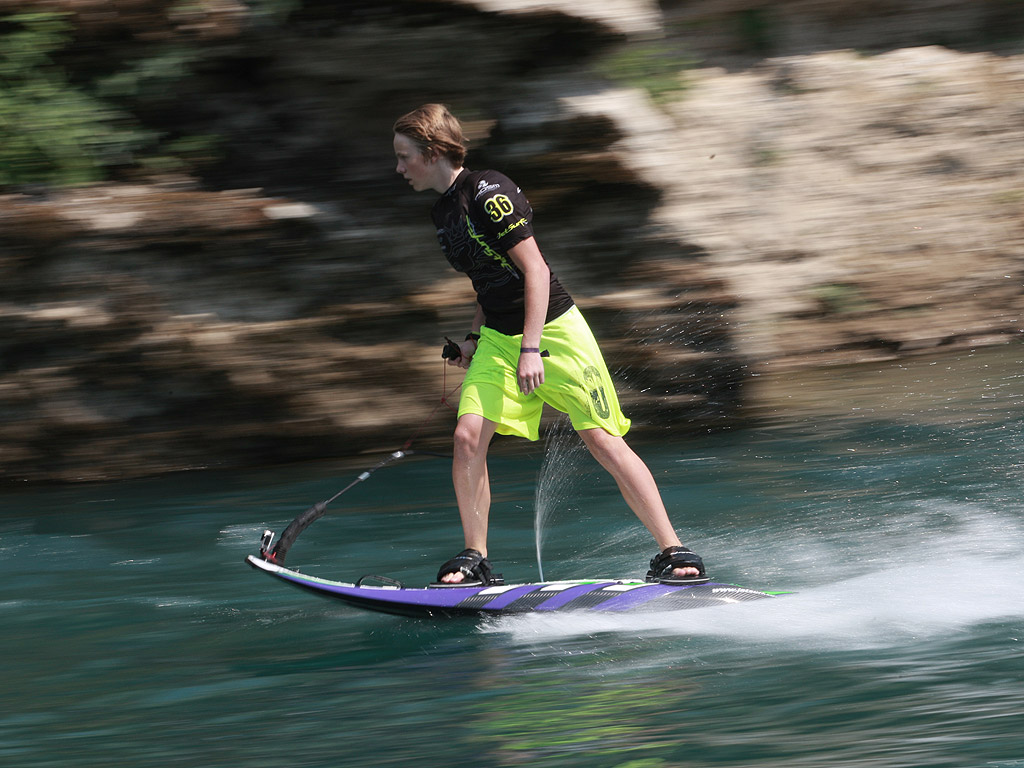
<box><xmin>2</xmin><ymin>0</ymin><xmax>1022</xmax><ymax>482</ymax></box>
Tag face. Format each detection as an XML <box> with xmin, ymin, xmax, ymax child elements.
<box><xmin>394</xmin><ymin>133</ymin><xmax>436</xmax><ymax>192</ymax></box>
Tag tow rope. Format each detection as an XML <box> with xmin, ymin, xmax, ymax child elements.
<box><xmin>259</xmin><ymin>352</ymin><xmax>462</xmax><ymax>565</ymax></box>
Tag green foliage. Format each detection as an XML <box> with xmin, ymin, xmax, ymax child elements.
<box><xmin>96</xmin><ymin>46</ymin><xmax>200</xmax><ymax>102</ymax></box>
<box><xmin>991</xmin><ymin>188</ymin><xmax>1024</xmax><ymax>205</ymax></box>
<box><xmin>139</xmin><ymin>133</ymin><xmax>223</xmax><ymax>175</ymax></box>
<box><xmin>594</xmin><ymin>41</ymin><xmax>695</xmax><ymax>106</ymax></box>
<box><xmin>811</xmin><ymin>283</ymin><xmax>876</xmax><ymax>315</ymax></box>
<box><xmin>0</xmin><ymin>10</ymin><xmax>237</xmax><ymax>189</ymax></box>
<box><xmin>245</xmin><ymin>0</ymin><xmax>302</xmax><ymax>23</ymax></box>
<box><xmin>736</xmin><ymin>8</ymin><xmax>776</xmax><ymax>56</ymax></box>
<box><xmin>0</xmin><ymin>12</ymin><xmax>154</xmax><ymax>187</ymax></box>
<box><xmin>751</xmin><ymin>144</ymin><xmax>783</xmax><ymax>166</ymax></box>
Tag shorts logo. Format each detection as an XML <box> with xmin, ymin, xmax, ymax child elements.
<box><xmin>583</xmin><ymin>366</ymin><xmax>611</xmax><ymax>419</ymax></box>
<box><xmin>484</xmin><ymin>194</ymin><xmax>515</xmax><ymax>222</ymax></box>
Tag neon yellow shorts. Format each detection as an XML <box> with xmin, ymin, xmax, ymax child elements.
<box><xmin>458</xmin><ymin>305</ymin><xmax>631</xmax><ymax>441</ymax></box>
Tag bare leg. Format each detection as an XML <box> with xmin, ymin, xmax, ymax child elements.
<box><xmin>577</xmin><ymin>427</ymin><xmax>699</xmax><ymax>578</ymax></box>
<box><xmin>445</xmin><ymin>413</ymin><xmax>498</xmax><ymax>582</ymax></box>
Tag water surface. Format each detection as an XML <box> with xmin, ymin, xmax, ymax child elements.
<box><xmin>3</xmin><ymin>347</ymin><xmax>1023</xmax><ymax>767</ymax></box>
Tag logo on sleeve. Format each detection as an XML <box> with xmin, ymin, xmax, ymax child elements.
<box><xmin>484</xmin><ymin>194</ymin><xmax>514</xmax><ymax>222</ymax></box>
<box><xmin>475</xmin><ymin>179</ymin><xmax>501</xmax><ymax>199</ymax></box>
<box><xmin>497</xmin><ymin>217</ymin><xmax>527</xmax><ymax>238</ymax></box>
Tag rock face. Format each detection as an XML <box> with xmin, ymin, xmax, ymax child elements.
<box><xmin>1</xmin><ymin>0</ymin><xmax>1022</xmax><ymax>482</ymax></box>
<box><xmin>657</xmin><ymin>46</ymin><xmax>1024</xmax><ymax>367</ymax></box>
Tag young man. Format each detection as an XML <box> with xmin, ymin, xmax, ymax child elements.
<box><xmin>393</xmin><ymin>104</ymin><xmax>705</xmax><ymax>585</ymax></box>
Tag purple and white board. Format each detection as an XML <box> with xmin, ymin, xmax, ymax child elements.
<box><xmin>246</xmin><ymin>555</ymin><xmax>780</xmax><ymax>618</ymax></box>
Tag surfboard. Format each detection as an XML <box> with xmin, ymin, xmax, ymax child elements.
<box><xmin>245</xmin><ymin>555</ymin><xmax>781</xmax><ymax>618</ymax></box>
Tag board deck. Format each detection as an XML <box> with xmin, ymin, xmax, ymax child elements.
<box><xmin>246</xmin><ymin>555</ymin><xmax>780</xmax><ymax>618</ymax></box>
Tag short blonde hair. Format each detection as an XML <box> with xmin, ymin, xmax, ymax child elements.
<box><xmin>393</xmin><ymin>103</ymin><xmax>468</xmax><ymax>166</ymax></box>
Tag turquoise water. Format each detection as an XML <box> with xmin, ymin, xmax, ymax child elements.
<box><xmin>2</xmin><ymin>349</ymin><xmax>1024</xmax><ymax>767</ymax></box>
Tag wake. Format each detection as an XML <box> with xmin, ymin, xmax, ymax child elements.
<box><xmin>488</xmin><ymin>502</ymin><xmax>1024</xmax><ymax>652</ymax></box>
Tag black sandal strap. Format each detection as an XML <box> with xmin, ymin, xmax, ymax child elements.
<box><xmin>646</xmin><ymin>545</ymin><xmax>707</xmax><ymax>584</ymax></box>
<box><xmin>433</xmin><ymin>548</ymin><xmax>502</xmax><ymax>587</ymax></box>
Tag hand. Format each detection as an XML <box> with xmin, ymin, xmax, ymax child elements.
<box><xmin>447</xmin><ymin>339</ymin><xmax>476</xmax><ymax>370</ymax></box>
<box><xmin>517</xmin><ymin>350</ymin><xmax>545</xmax><ymax>394</ymax></box>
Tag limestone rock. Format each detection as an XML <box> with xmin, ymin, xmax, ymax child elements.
<box><xmin>2</xmin><ymin>1</ymin><xmax>1023</xmax><ymax>482</ymax></box>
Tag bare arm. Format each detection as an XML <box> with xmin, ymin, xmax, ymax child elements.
<box><xmin>506</xmin><ymin>236</ymin><xmax>550</xmax><ymax>395</ymax></box>
<box><xmin>449</xmin><ymin>303</ymin><xmax>486</xmax><ymax>370</ymax></box>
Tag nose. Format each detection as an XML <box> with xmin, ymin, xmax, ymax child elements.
<box><xmin>395</xmin><ymin>160</ymin><xmax>405</xmax><ymax>175</ymax></box>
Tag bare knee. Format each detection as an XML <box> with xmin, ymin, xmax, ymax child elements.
<box><xmin>453</xmin><ymin>421</ymin><xmax>479</xmax><ymax>462</ymax></box>
<box><xmin>454</xmin><ymin>416</ymin><xmax>493</xmax><ymax>462</ymax></box>
<box><xmin>578</xmin><ymin>428</ymin><xmax>628</xmax><ymax>471</ymax></box>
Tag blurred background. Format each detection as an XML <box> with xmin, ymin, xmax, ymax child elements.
<box><xmin>2</xmin><ymin>0</ymin><xmax>1022</xmax><ymax>483</ymax></box>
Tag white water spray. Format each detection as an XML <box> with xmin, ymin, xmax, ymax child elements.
<box><xmin>533</xmin><ymin>416</ymin><xmax>589</xmax><ymax>581</ymax></box>
<box><xmin>490</xmin><ymin>501</ymin><xmax>1024</xmax><ymax>654</ymax></box>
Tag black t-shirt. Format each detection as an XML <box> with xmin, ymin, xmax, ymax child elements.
<box><xmin>431</xmin><ymin>168</ymin><xmax>574</xmax><ymax>336</ymax></box>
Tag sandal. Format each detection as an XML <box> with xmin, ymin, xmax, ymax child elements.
<box><xmin>645</xmin><ymin>545</ymin><xmax>709</xmax><ymax>585</ymax></box>
<box><xmin>431</xmin><ymin>548</ymin><xmax>504</xmax><ymax>588</ymax></box>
